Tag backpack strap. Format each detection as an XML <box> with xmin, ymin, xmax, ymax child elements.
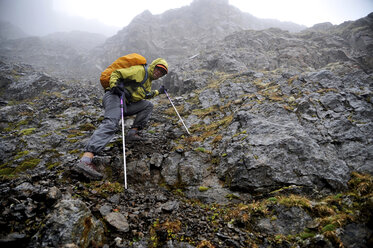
<box><xmin>140</xmin><ymin>64</ymin><xmax>149</xmax><ymax>94</ymax></box>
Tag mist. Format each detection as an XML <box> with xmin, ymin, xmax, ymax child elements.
<box><xmin>0</xmin><ymin>0</ymin><xmax>120</xmax><ymax>37</ymax></box>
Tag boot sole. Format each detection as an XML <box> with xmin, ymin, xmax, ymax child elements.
<box><xmin>74</xmin><ymin>163</ymin><xmax>103</xmax><ymax>180</ymax></box>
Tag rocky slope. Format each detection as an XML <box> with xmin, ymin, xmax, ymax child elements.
<box><xmin>0</xmin><ymin>2</ymin><xmax>372</xmax><ymax>248</ymax></box>
<box><xmin>0</xmin><ymin>20</ymin><xmax>372</xmax><ymax>247</ymax></box>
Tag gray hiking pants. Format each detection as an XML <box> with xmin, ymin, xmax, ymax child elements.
<box><xmin>84</xmin><ymin>91</ymin><xmax>153</xmax><ymax>154</ymax></box>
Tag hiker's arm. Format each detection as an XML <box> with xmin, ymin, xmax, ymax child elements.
<box><xmin>109</xmin><ymin>67</ymin><xmax>138</xmax><ymax>89</ymax></box>
<box><xmin>109</xmin><ymin>70</ymin><xmax>122</xmax><ymax>89</ymax></box>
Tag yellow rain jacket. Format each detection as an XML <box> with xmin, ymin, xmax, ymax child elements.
<box><xmin>109</xmin><ymin>58</ymin><xmax>168</xmax><ymax>102</ymax></box>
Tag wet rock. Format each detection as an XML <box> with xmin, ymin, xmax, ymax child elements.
<box><xmin>257</xmin><ymin>206</ymin><xmax>312</xmax><ymax>235</ymax></box>
<box><xmin>108</xmin><ymin>194</ymin><xmax>121</xmax><ymax>204</ymax></box>
<box><xmin>14</xmin><ymin>182</ymin><xmax>37</xmax><ymax>196</ymax></box>
<box><xmin>339</xmin><ymin>223</ymin><xmax>373</xmax><ymax>248</ymax></box>
<box><xmin>161</xmin><ymin>152</ymin><xmax>182</xmax><ymax>186</ymax></box>
<box><xmin>31</xmin><ymin>196</ymin><xmax>104</xmax><ymax>247</ymax></box>
<box><xmin>99</xmin><ymin>204</ymin><xmax>112</xmax><ymax>217</ymax></box>
<box><xmin>149</xmin><ymin>153</ymin><xmax>163</xmax><ymax>168</ymax></box>
<box><xmin>46</xmin><ymin>186</ymin><xmax>62</xmax><ymax>202</ymax></box>
<box><xmin>161</xmin><ymin>200</ymin><xmax>179</xmax><ymax>212</ymax></box>
<box><xmin>127</xmin><ymin>158</ymin><xmax>151</xmax><ymax>184</ymax></box>
<box><xmin>199</xmin><ymin>89</ymin><xmax>221</xmax><ymax>108</ymax></box>
<box><xmin>104</xmin><ymin>212</ymin><xmax>129</xmax><ymax>232</ymax></box>
<box><xmin>0</xmin><ymin>232</ymin><xmax>27</xmax><ymax>246</ymax></box>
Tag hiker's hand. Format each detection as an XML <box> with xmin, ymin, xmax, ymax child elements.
<box><xmin>145</xmin><ymin>91</ymin><xmax>156</xmax><ymax>99</ymax></box>
<box><xmin>158</xmin><ymin>85</ymin><xmax>167</xmax><ymax>94</ymax></box>
<box><xmin>111</xmin><ymin>81</ymin><xmax>126</xmax><ymax>97</ymax></box>
<box><xmin>110</xmin><ymin>86</ymin><xmax>124</xmax><ymax>97</ymax></box>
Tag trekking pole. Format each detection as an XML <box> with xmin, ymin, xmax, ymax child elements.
<box><xmin>164</xmin><ymin>90</ymin><xmax>191</xmax><ymax>135</ymax></box>
<box><xmin>120</xmin><ymin>95</ymin><xmax>127</xmax><ymax>189</ymax></box>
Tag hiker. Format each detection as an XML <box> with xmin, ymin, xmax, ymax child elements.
<box><xmin>75</xmin><ymin>57</ymin><xmax>169</xmax><ymax>179</ymax></box>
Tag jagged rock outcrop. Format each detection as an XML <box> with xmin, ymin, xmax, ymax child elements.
<box><xmin>30</xmin><ymin>195</ymin><xmax>105</xmax><ymax>247</ymax></box>
<box><xmin>91</xmin><ymin>0</ymin><xmax>305</xmax><ymax>73</ymax></box>
<box><xmin>0</xmin><ymin>0</ymin><xmax>306</xmax><ymax>82</ymax></box>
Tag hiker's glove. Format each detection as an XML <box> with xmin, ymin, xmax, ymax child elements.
<box><xmin>158</xmin><ymin>85</ymin><xmax>167</xmax><ymax>94</ymax></box>
<box><xmin>111</xmin><ymin>80</ymin><xmax>126</xmax><ymax>96</ymax></box>
<box><xmin>145</xmin><ymin>91</ymin><xmax>156</xmax><ymax>99</ymax></box>
<box><xmin>111</xmin><ymin>86</ymin><xmax>124</xmax><ymax>97</ymax></box>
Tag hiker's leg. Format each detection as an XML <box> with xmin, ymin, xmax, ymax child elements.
<box><xmin>125</xmin><ymin>100</ymin><xmax>154</xmax><ymax>130</ymax></box>
<box><xmin>84</xmin><ymin>91</ymin><xmax>121</xmax><ymax>154</ymax></box>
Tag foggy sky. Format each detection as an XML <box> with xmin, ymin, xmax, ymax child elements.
<box><xmin>0</xmin><ymin>0</ymin><xmax>119</xmax><ymax>36</ymax></box>
<box><xmin>1</xmin><ymin>0</ymin><xmax>372</xmax><ymax>38</ymax></box>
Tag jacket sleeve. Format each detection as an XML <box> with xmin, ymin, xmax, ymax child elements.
<box><xmin>109</xmin><ymin>67</ymin><xmax>140</xmax><ymax>89</ymax></box>
<box><xmin>109</xmin><ymin>70</ymin><xmax>122</xmax><ymax>89</ymax></box>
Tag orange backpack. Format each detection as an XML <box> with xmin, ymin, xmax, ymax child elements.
<box><xmin>100</xmin><ymin>53</ymin><xmax>147</xmax><ymax>90</ymax></box>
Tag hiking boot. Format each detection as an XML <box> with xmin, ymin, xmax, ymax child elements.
<box><xmin>74</xmin><ymin>160</ymin><xmax>103</xmax><ymax>180</ymax></box>
<box><xmin>126</xmin><ymin>129</ymin><xmax>147</xmax><ymax>142</ymax></box>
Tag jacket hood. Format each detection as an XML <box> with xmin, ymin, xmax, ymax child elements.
<box><xmin>149</xmin><ymin>58</ymin><xmax>168</xmax><ymax>79</ymax></box>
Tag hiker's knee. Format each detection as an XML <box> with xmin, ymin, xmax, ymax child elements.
<box><xmin>101</xmin><ymin>117</ymin><xmax>120</xmax><ymax>130</ymax></box>
<box><xmin>145</xmin><ymin>101</ymin><xmax>154</xmax><ymax>111</ymax></box>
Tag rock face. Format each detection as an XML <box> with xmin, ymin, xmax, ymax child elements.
<box><xmin>164</xmin><ymin>13</ymin><xmax>373</xmax><ymax>95</ymax></box>
<box><xmin>31</xmin><ymin>196</ymin><xmax>105</xmax><ymax>247</ymax></box>
<box><xmin>92</xmin><ymin>0</ymin><xmax>305</xmax><ymax>71</ymax></box>
<box><xmin>212</xmin><ymin>66</ymin><xmax>372</xmax><ymax>193</ymax></box>
<box><xmin>0</xmin><ymin>0</ymin><xmax>305</xmax><ymax>82</ymax></box>
<box><xmin>0</xmin><ymin>1</ymin><xmax>372</xmax><ymax>247</ymax></box>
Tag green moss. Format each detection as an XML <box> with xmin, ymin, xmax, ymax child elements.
<box><xmin>19</xmin><ymin>128</ymin><xmax>36</xmax><ymax>136</ymax></box>
<box><xmin>41</xmin><ymin>133</ymin><xmax>52</xmax><ymax>138</ymax></box>
<box><xmin>0</xmin><ymin>167</ymin><xmax>15</xmax><ymax>177</ymax></box>
<box><xmin>87</xmin><ymin>181</ymin><xmax>124</xmax><ymax>197</ymax></box>
<box><xmin>300</xmin><ymin>230</ymin><xmax>316</xmax><ymax>239</ymax></box>
<box><xmin>173</xmin><ymin>188</ymin><xmax>185</xmax><ymax>197</ymax></box>
<box><xmin>67</xmin><ymin>133</ymin><xmax>84</xmax><ymax>138</ymax></box>
<box><xmin>267</xmin><ymin>197</ymin><xmax>278</xmax><ymax>203</ymax></box>
<box><xmin>277</xmin><ymin>195</ymin><xmax>312</xmax><ymax>209</ymax></box>
<box><xmin>79</xmin><ymin>123</ymin><xmax>96</xmax><ymax>131</ymax></box>
<box><xmin>195</xmin><ymin>147</ymin><xmax>206</xmax><ymax>153</ymax></box>
<box><xmin>192</xmin><ymin>106</ymin><xmax>218</xmax><ymax>119</ymax></box>
<box><xmin>348</xmin><ymin>171</ymin><xmax>373</xmax><ymax>195</ymax></box>
<box><xmin>333</xmin><ymin>193</ymin><xmax>343</xmax><ymax>199</ymax></box>
<box><xmin>225</xmin><ymin>194</ymin><xmax>240</xmax><ymax>200</ymax></box>
<box><xmin>46</xmin><ymin>162</ymin><xmax>61</xmax><ymax>170</ymax></box>
<box><xmin>198</xmin><ymin>186</ymin><xmax>209</xmax><ymax>192</ymax></box>
<box><xmin>17</xmin><ymin>120</ymin><xmax>29</xmax><ymax>126</ymax></box>
<box><xmin>15</xmin><ymin>158</ymin><xmax>40</xmax><ymax>173</ymax></box>
<box><xmin>322</xmin><ymin>224</ymin><xmax>336</xmax><ymax>232</ymax></box>
<box><xmin>0</xmin><ymin>162</ymin><xmax>8</xmax><ymax>169</ymax></box>
<box><xmin>15</xmin><ymin>150</ymin><xmax>30</xmax><ymax>159</ymax></box>
<box><xmin>210</xmin><ymin>157</ymin><xmax>220</xmax><ymax>165</ymax></box>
